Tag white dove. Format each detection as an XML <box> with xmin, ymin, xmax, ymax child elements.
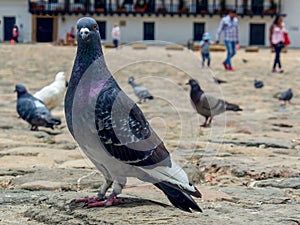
<box><xmin>34</xmin><ymin>72</ymin><xmax>68</xmax><ymax>110</ymax></box>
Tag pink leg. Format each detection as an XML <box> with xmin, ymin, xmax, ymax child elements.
<box><xmin>86</xmin><ymin>192</ymin><xmax>123</xmax><ymax>208</ymax></box>
<box><xmin>200</xmin><ymin>117</ymin><xmax>209</xmax><ymax>127</ymax></box>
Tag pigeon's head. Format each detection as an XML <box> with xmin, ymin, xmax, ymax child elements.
<box><xmin>76</xmin><ymin>17</ymin><xmax>100</xmax><ymax>45</ymax></box>
<box><xmin>186</xmin><ymin>79</ymin><xmax>202</xmax><ymax>92</ymax></box>
<box><xmin>288</xmin><ymin>88</ymin><xmax>292</xmax><ymax>93</ymax></box>
<box><xmin>55</xmin><ymin>72</ymin><xmax>66</xmax><ymax>81</ymax></box>
<box><xmin>14</xmin><ymin>84</ymin><xmax>28</xmax><ymax>96</ymax></box>
<box><xmin>186</xmin><ymin>79</ymin><xmax>199</xmax><ymax>87</ymax></box>
<box><xmin>128</xmin><ymin>76</ymin><xmax>135</xmax><ymax>84</ymax></box>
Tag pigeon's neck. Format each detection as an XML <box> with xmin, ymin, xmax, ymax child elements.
<box><xmin>17</xmin><ymin>92</ymin><xmax>29</xmax><ymax>98</ymax></box>
<box><xmin>190</xmin><ymin>85</ymin><xmax>203</xmax><ymax>102</ymax></box>
<box><xmin>70</xmin><ymin>44</ymin><xmax>104</xmax><ymax>84</ymax></box>
<box><xmin>129</xmin><ymin>81</ymin><xmax>138</xmax><ymax>87</ymax></box>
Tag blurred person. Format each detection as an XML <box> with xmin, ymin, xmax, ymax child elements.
<box><xmin>215</xmin><ymin>10</ymin><xmax>239</xmax><ymax>71</ymax></box>
<box><xmin>199</xmin><ymin>32</ymin><xmax>213</xmax><ymax>67</ymax></box>
<box><xmin>270</xmin><ymin>15</ymin><xmax>285</xmax><ymax>73</ymax></box>
<box><xmin>12</xmin><ymin>24</ymin><xmax>19</xmax><ymax>43</ymax></box>
<box><xmin>111</xmin><ymin>22</ymin><xmax>120</xmax><ymax>48</ymax></box>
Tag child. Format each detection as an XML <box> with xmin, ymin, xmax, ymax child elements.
<box><xmin>199</xmin><ymin>33</ymin><xmax>213</xmax><ymax>67</ymax></box>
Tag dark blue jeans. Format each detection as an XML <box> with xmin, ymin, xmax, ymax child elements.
<box><xmin>273</xmin><ymin>42</ymin><xmax>283</xmax><ymax>69</ymax></box>
<box><xmin>113</xmin><ymin>39</ymin><xmax>119</xmax><ymax>48</ymax></box>
<box><xmin>224</xmin><ymin>40</ymin><xmax>236</xmax><ymax>68</ymax></box>
<box><xmin>202</xmin><ymin>52</ymin><xmax>211</xmax><ymax>66</ymax></box>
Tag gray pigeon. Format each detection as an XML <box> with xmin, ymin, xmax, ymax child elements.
<box><xmin>213</xmin><ymin>77</ymin><xmax>227</xmax><ymax>84</ymax></box>
<box><xmin>242</xmin><ymin>58</ymin><xmax>248</xmax><ymax>63</ymax></box>
<box><xmin>64</xmin><ymin>17</ymin><xmax>202</xmax><ymax>213</ymax></box>
<box><xmin>186</xmin><ymin>79</ymin><xmax>242</xmax><ymax>127</ymax></box>
<box><xmin>254</xmin><ymin>79</ymin><xmax>264</xmax><ymax>88</ymax></box>
<box><xmin>128</xmin><ymin>76</ymin><xmax>154</xmax><ymax>103</ymax></box>
<box><xmin>278</xmin><ymin>88</ymin><xmax>293</xmax><ymax>104</ymax></box>
<box><xmin>15</xmin><ymin>84</ymin><xmax>61</xmax><ymax>131</ymax></box>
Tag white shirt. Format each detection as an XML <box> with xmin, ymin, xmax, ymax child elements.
<box><xmin>112</xmin><ymin>26</ymin><xmax>120</xmax><ymax>40</ymax></box>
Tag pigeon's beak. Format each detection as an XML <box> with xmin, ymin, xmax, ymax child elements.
<box><xmin>185</xmin><ymin>82</ymin><xmax>190</xmax><ymax>85</ymax></box>
<box><xmin>80</xmin><ymin>28</ymin><xmax>90</xmax><ymax>40</ymax></box>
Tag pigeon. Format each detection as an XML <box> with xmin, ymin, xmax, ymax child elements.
<box><xmin>242</xmin><ymin>58</ymin><xmax>248</xmax><ymax>63</ymax></box>
<box><xmin>128</xmin><ymin>76</ymin><xmax>154</xmax><ymax>103</ymax></box>
<box><xmin>213</xmin><ymin>77</ymin><xmax>227</xmax><ymax>84</ymax></box>
<box><xmin>278</xmin><ymin>88</ymin><xmax>293</xmax><ymax>104</ymax></box>
<box><xmin>15</xmin><ymin>84</ymin><xmax>61</xmax><ymax>131</ymax></box>
<box><xmin>254</xmin><ymin>79</ymin><xmax>264</xmax><ymax>89</ymax></box>
<box><xmin>34</xmin><ymin>72</ymin><xmax>68</xmax><ymax>110</ymax></box>
<box><xmin>186</xmin><ymin>79</ymin><xmax>242</xmax><ymax>127</ymax></box>
<box><xmin>64</xmin><ymin>17</ymin><xmax>202</xmax><ymax>213</ymax></box>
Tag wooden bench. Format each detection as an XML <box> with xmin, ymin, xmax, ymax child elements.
<box><xmin>209</xmin><ymin>45</ymin><xmax>226</xmax><ymax>52</ymax></box>
<box><xmin>132</xmin><ymin>44</ymin><xmax>147</xmax><ymax>49</ymax></box>
<box><xmin>165</xmin><ymin>45</ymin><xmax>184</xmax><ymax>50</ymax></box>
<box><xmin>245</xmin><ymin>46</ymin><xmax>259</xmax><ymax>52</ymax></box>
<box><xmin>103</xmin><ymin>43</ymin><xmax>115</xmax><ymax>48</ymax></box>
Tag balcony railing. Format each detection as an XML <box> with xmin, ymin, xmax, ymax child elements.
<box><xmin>28</xmin><ymin>1</ymin><xmax>281</xmax><ymax>16</ymax></box>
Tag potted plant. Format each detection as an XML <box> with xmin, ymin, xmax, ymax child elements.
<box><xmin>157</xmin><ymin>0</ymin><xmax>167</xmax><ymax>13</ymax></box>
<box><xmin>116</xmin><ymin>0</ymin><xmax>127</xmax><ymax>12</ymax></box>
<box><xmin>134</xmin><ymin>0</ymin><xmax>147</xmax><ymax>12</ymax></box>
<box><xmin>178</xmin><ymin>0</ymin><xmax>188</xmax><ymax>13</ymax></box>
<box><xmin>220</xmin><ymin>0</ymin><xmax>228</xmax><ymax>14</ymax></box>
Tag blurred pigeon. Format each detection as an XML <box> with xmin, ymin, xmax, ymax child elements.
<box><xmin>15</xmin><ymin>84</ymin><xmax>61</xmax><ymax>131</ymax></box>
<box><xmin>213</xmin><ymin>77</ymin><xmax>227</xmax><ymax>84</ymax></box>
<box><xmin>242</xmin><ymin>58</ymin><xmax>248</xmax><ymax>63</ymax></box>
<box><xmin>128</xmin><ymin>76</ymin><xmax>154</xmax><ymax>103</ymax></box>
<box><xmin>278</xmin><ymin>88</ymin><xmax>293</xmax><ymax>104</ymax></box>
<box><xmin>34</xmin><ymin>72</ymin><xmax>68</xmax><ymax>110</ymax></box>
<box><xmin>254</xmin><ymin>79</ymin><xmax>264</xmax><ymax>89</ymax></box>
<box><xmin>64</xmin><ymin>17</ymin><xmax>202</xmax><ymax>212</ymax></box>
<box><xmin>186</xmin><ymin>79</ymin><xmax>242</xmax><ymax>127</ymax></box>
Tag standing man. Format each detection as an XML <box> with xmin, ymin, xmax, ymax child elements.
<box><xmin>111</xmin><ymin>22</ymin><xmax>121</xmax><ymax>49</ymax></box>
<box><xmin>215</xmin><ymin>10</ymin><xmax>239</xmax><ymax>71</ymax></box>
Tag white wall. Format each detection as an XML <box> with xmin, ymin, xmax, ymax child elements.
<box><xmin>281</xmin><ymin>0</ymin><xmax>300</xmax><ymax>47</ymax></box>
<box><xmin>58</xmin><ymin>14</ymin><xmax>274</xmax><ymax>46</ymax></box>
<box><xmin>0</xmin><ymin>0</ymin><xmax>32</xmax><ymax>42</ymax></box>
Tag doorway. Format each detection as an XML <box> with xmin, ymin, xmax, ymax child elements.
<box><xmin>250</xmin><ymin>23</ymin><xmax>265</xmax><ymax>45</ymax></box>
<box><xmin>4</xmin><ymin>17</ymin><xmax>16</xmax><ymax>41</ymax></box>
<box><xmin>193</xmin><ymin>22</ymin><xmax>205</xmax><ymax>41</ymax></box>
<box><xmin>143</xmin><ymin>22</ymin><xmax>155</xmax><ymax>40</ymax></box>
<box><xmin>36</xmin><ymin>18</ymin><xmax>53</xmax><ymax>42</ymax></box>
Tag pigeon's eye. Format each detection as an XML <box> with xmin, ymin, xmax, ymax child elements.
<box><xmin>93</xmin><ymin>24</ymin><xmax>97</xmax><ymax>30</ymax></box>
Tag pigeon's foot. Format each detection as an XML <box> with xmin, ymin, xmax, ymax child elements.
<box><xmin>75</xmin><ymin>193</ymin><xmax>123</xmax><ymax>208</ymax></box>
<box><xmin>200</xmin><ymin>123</ymin><xmax>208</xmax><ymax>128</ymax></box>
<box><xmin>30</xmin><ymin>126</ymin><xmax>38</xmax><ymax>131</ymax></box>
<box><xmin>75</xmin><ymin>196</ymin><xmax>104</xmax><ymax>204</ymax></box>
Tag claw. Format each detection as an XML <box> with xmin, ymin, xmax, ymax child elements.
<box><xmin>75</xmin><ymin>196</ymin><xmax>103</xmax><ymax>204</ymax></box>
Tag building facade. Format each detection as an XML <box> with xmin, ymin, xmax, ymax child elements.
<box><xmin>0</xmin><ymin>0</ymin><xmax>299</xmax><ymax>47</ymax></box>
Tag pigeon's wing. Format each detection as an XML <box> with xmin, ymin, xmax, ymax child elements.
<box><xmin>17</xmin><ymin>97</ymin><xmax>39</xmax><ymax>121</ymax></box>
<box><xmin>279</xmin><ymin>90</ymin><xmax>293</xmax><ymax>101</ymax></box>
<box><xmin>95</xmin><ymin>83</ymin><xmax>170</xmax><ymax>167</ymax></box>
<box><xmin>198</xmin><ymin>93</ymin><xmax>225</xmax><ymax>116</ymax></box>
<box><xmin>134</xmin><ymin>85</ymin><xmax>152</xmax><ymax>99</ymax></box>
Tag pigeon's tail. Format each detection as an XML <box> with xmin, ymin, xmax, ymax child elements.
<box><xmin>46</xmin><ymin>117</ymin><xmax>61</xmax><ymax>129</ymax></box>
<box><xmin>154</xmin><ymin>182</ymin><xmax>202</xmax><ymax>213</ymax></box>
<box><xmin>213</xmin><ymin>77</ymin><xmax>227</xmax><ymax>84</ymax></box>
<box><xmin>225</xmin><ymin>102</ymin><xmax>242</xmax><ymax>112</ymax></box>
<box><xmin>146</xmin><ymin>95</ymin><xmax>154</xmax><ymax>100</ymax></box>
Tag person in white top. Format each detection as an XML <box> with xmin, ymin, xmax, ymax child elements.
<box><xmin>269</xmin><ymin>15</ymin><xmax>285</xmax><ymax>73</ymax></box>
<box><xmin>111</xmin><ymin>23</ymin><xmax>121</xmax><ymax>48</ymax></box>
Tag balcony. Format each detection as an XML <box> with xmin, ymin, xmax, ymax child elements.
<box><xmin>28</xmin><ymin>0</ymin><xmax>282</xmax><ymax>17</ymax></box>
